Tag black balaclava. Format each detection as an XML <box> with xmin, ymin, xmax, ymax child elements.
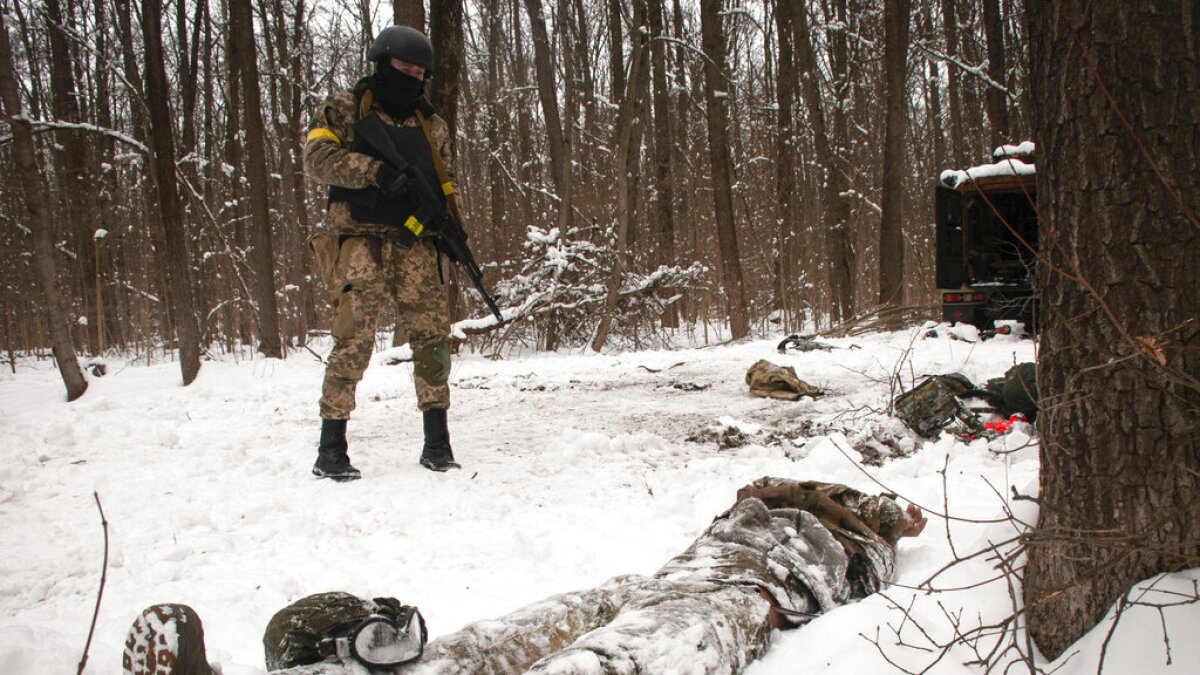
<box><xmin>371</xmin><ymin>61</ymin><xmax>424</xmax><ymax>119</ymax></box>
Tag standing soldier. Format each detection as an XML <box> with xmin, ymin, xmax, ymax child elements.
<box><xmin>303</xmin><ymin>26</ymin><xmax>462</xmax><ymax>480</ymax></box>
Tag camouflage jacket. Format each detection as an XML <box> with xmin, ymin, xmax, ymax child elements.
<box><xmin>304</xmin><ymin>87</ymin><xmax>456</xmax><ymax>239</ymax></box>
<box><xmin>658</xmin><ymin>479</ymin><xmax>900</xmax><ymax>623</ymax></box>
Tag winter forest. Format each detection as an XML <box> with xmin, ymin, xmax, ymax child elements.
<box><xmin>0</xmin><ymin>0</ymin><xmax>1031</xmax><ymax>362</ymax></box>
<box><xmin>1</xmin><ymin>0</ymin><xmax>1197</xmax><ymax>674</ymax></box>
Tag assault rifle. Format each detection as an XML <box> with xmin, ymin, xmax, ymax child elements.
<box><xmin>356</xmin><ymin>113</ymin><xmax>504</xmax><ymax>323</ymax></box>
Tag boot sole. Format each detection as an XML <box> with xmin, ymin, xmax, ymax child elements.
<box><xmin>419</xmin><ymin>458</ymin><xmax>462</xmax><ymax>472</ymax></box>
<box><xmin>312</xmin><ymin>467</ymin><xmax>362</xmax><ymax>481</ymax></box>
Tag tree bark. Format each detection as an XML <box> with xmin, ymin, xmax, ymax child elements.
<box><xmin>878</xmin><ymin>0</ymin><xmax>910</xmax><ymax>309</ymax></box>
<box><xmin>523</xmin><ymin>0</ymin><xmax>572</xmax><ymax>232</ymax></box>
<box><xmin>699</xmin><ymin>0</ymin><xmax>748</xmax><ymax>339</ymax></box>
<box><xmin>771</xmin><ymin>0</ymin><xmax>797</xmax><ymax>325</ymax></box>
<box><xmin>941</xmin><ymin>0</ymin><xmax>965</xmax><ymax>165</ymax></box>
<box><xmin>44</xmin><ymin>0</ymin><xmax>100</xmax><ymax>355</ymax></box>
<box><xmin>429</xmin><ymin>0</ymin><xmax>464</xmax><ymax>141</ymax></box>
<box><xmin>1024</xmin><ymin>0</ymin><xmax>1200</xmax><ymax>659</ymax></box>
<box><xmin>392</xmin><ymin>0</ymin><xmax>425</xmax><ymax>29</ymax></box>
<box><xmin>229</xmin><ymin>0</ymin><xmax>283</xmax><ymax>358</ymax></box>
<box><xmin>981</xmin><ymin>0</ymin><xmax>1009</xmax><ymax>147</ymax></box>
<box><xmin>484</xmin><ymin>0</ymin><xmax>507</xmax><ymax>258</ymax></box>
<box><xmin>591</xmin><ymin>0</ymin><xmax>649</xmax><ymax>352</ymax></box>
<box><xmin>0</xmin><ymin>7</ymin><xmax>88</xmax><ymax>400</ymax></box>
<box><xmin>141</xmin><ymin>0</ymin><xmax>202</xmax><ymax>384</ymax></box>
<box><xmin>793</xmin><ymin>1</ymin><xmax>854</xmax><ymax>323</ymax></box>
<box><xmin>608</xmin><ymin>0</ymin><xmax>625</xmax><ymax>102</ymax></box>
<box><xmin>647</xmin><ymin>0</ymin><xmax>678</xmax><ymax>328</ymax></box>
<box><xmin>923</xmin><ymin>1</ymin><xmax>946</xmax><ymax>172</ymax></box>
<box><xmin>430</xmin><ymin>0</ymin><xmax>466</xmax><ymax>325</ymax></box>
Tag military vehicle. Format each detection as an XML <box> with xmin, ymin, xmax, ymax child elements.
<box><xmin>935</xmin><ymin>143</ymin><xmax>1039</xmax><ymax>332</ymax></box>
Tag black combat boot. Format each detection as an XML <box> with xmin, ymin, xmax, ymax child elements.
<box><xmin>419</xmin><ymin>407</ymin><xmax>461</xmax><ymax>472</ymax></box>
<box><xmin>312</xmin><ymin>418</ymin><xmax>361</xmax><ymax>481</ymax></box>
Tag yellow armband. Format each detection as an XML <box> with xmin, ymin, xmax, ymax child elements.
<box><xmin>306</xmin><ymin>128</ymin><xmax>341</xmax><ymax>145</ymax></box>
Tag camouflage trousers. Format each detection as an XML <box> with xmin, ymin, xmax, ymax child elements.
<box><xmin>319</xmin><ymin>235</ymin><xmax>451</xmax><ymax>418</ymax></box>
<box><xmin>404</xmin><ymin>576</ymin><xmax>772</xmax><ymax>675</ymax></box>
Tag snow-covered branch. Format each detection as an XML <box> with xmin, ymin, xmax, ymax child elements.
<box><xmin>914</xmin><ymin>40</ymin><xmax>1013</xmax><ymax>98</ymax></box>
<box><xmin>0</xmin><ymin>119</ymin><xmax>149</xmax><ymax>155</ymax></box>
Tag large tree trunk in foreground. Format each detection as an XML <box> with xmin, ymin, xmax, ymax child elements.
<box><xmin>0</xmin><ymin>8</ymin><xmax>88</xmax><ymax>400</ymax></box>
<box><xmin>1024</xmin><ymin>0</ymin><xmax>1200</xmax><ymax>660</ymax></box>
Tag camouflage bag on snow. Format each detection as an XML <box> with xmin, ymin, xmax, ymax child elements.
<box><xmin>893</xmin><ymin>373</ymin><xmax>981</xmax><ymax>438</ymax></box>
<box><xmin>745</xmin><ymin>359</ymin><xmax>823</xmax><ymax>401</ymax></box>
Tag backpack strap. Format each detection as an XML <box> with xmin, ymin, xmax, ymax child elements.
<box><xmin>351</xmin><ymin>76</ymin><xmax>374</xmax><ymax>121</ymax></box>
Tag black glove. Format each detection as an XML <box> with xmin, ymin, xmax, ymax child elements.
<box><xmin>375</xmin><ymin>164</ymin><xmax>412</xmax><ymax>202</ymax></box>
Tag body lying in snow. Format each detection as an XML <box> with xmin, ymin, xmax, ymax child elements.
<box><xmin>123</xmin><ymin>478</ymin><xmax>927</xmax><ymax>675</ymax></box>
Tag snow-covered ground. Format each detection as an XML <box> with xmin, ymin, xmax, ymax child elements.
<box><xmin>1</xmin><ymin>328</ymin><xmax>1195</xmax><ymax>674</ymax></box>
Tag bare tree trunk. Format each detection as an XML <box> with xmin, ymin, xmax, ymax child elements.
<box><xmin>699</xmin><ymin>0</ymin><xmax>748</xmax><ymax>339</ymax></box>
<box><xmin>429</xmin><ymin>0</ymin><xmax>464</xmax><ymax>141</ymax></box>
<box><xmin>1024</xmin><ymin>0</ymin><xmax>1200</xmax><ymax>659</ymax></box>
<box><xmin>93</xmin><ymin>0</ymin><xmax>118</xmax><ymax>351</ymax></box>
<box><xmin>484</xmin><ymin>0</ymin><xmax>508</xmax><ymax>259</ymax></box>
<box><xmin>430</xmin><ymin>0</ymin><xmax>466</xmax><ymax>325</ymax></box>
<box><xmin>141</xmin><ymin>0</ymin><xmax>202</xmax><ymax>383</ymax></box>
<box><xmin>509</xmin><ymin>0</ymin><xmax>535</xmax><ymax>237</ymax></box>
<box><xmin>44</xmin><ymin>0</ymin><xmax>100</xmax><ymax>355</ymax></box>
<box><xmin>647</xmin><ymin>0</ymin><xmax>678</xmax><ymax>328</ymax></box>
<box><xmin>0</xmin><ymin>6</ymin><xmax>88</xmax><ymax>400</ymax></box>
<box><xmin>523</xmin><ymin>0</ymin><xmax>572</xmax><ymax>233</ymax></box>
<box><xmin>229</xmin><ymin>0</ymin><xmax>283</xmax><ymax>358</ymax></box>
<box><xmin>941</xmin><ymin>0</ymin><xmax>965</xmax><ymax>165</ymax></box>
<box><xmin>981</xmin><ymin>0</ymin><xmax>1009</xmax><ymax>146</ymax></box>
<box><xmin>793</xmin><ymin>1</ymin><xmax>854</xmax><ymax>323</ymax></box>
<box><xmin>923</xmin><ymin>0</ymin><xmax>946</xmax><ymax>171</ymax></box>
<box><xmin>264</xmin><ymin>0</ymin><xmax>310</xmax><ymax>346</ymax></box>
<box><xmin>878</xmin><ymin>0</ymin><xmax>910</xmax><ymax>309</ymax></box>
<box><xmin>522</xmin><ymin>0</ymin><xmax>570</xmax><ymax>351</ymax></box>
<box><xmin>591</xmin><ymin>0</ymin><xmax>649</xmax><ymax>352</ymax></box>
<box><xmin>608</xmin><ymin>0</ymin><xmax>625</xmax><ymax>102</ymax></box>
<box><xmin>393</xmin><ymin>0</ymin><xmax>424</xmax><ymax>28</ymax></box>
<box><xmin>772</xmin><ymin>0</ymin><xmax>797</xmax><ymax>325</ymax></box>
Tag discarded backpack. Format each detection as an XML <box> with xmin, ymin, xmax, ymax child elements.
<box><xmin>893</xmin><ymin>373</ymin><xmax>981</xmax><ymax>438</ymax></box>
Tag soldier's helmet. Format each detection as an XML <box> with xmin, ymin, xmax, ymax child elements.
<box><xmin>368</xmin><ymin>26</ymin><xmax>434</xmax><ymax>75</ymax></box>
<box><xmin>263</xmin><ymin>592</ymin><xmax>426</xmax><ymax>670</ymax></box>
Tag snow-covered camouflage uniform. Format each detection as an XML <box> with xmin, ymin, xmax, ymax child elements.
<box><xmin>395</xmin><ymin>479</ymin><xmax>905</xmax><ymax>674</ymax></box>
<box><xmin>122</xmin><ymin>480</ymin><xmax>914</xmax><ymax>675</ymax></box>
<box><xmin>305</xmin><ymin>88</ymin><xmax>456</xmax><ymax>416</ymax></box>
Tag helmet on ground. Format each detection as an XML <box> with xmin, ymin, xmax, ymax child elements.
<box><xmin>263</xmin><ymin>592</ymin><xmax>425</xmax><ymax>670</ymax></box>
<box><xmin>368</xmin><ymin>26</ymin><xmax>434</xmax><ymax>74</ymax></box>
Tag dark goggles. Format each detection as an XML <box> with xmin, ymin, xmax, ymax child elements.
<box><xmin>321</xmin><ymin>606</ymin><xmax>426</xmax><ymax>668</ymax></box>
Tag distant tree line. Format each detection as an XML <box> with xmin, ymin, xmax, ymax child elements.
<box><xmin>0</xmin><ymin>0</ymin><xmax>1026</xmax><ymax>382</ymax></box>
